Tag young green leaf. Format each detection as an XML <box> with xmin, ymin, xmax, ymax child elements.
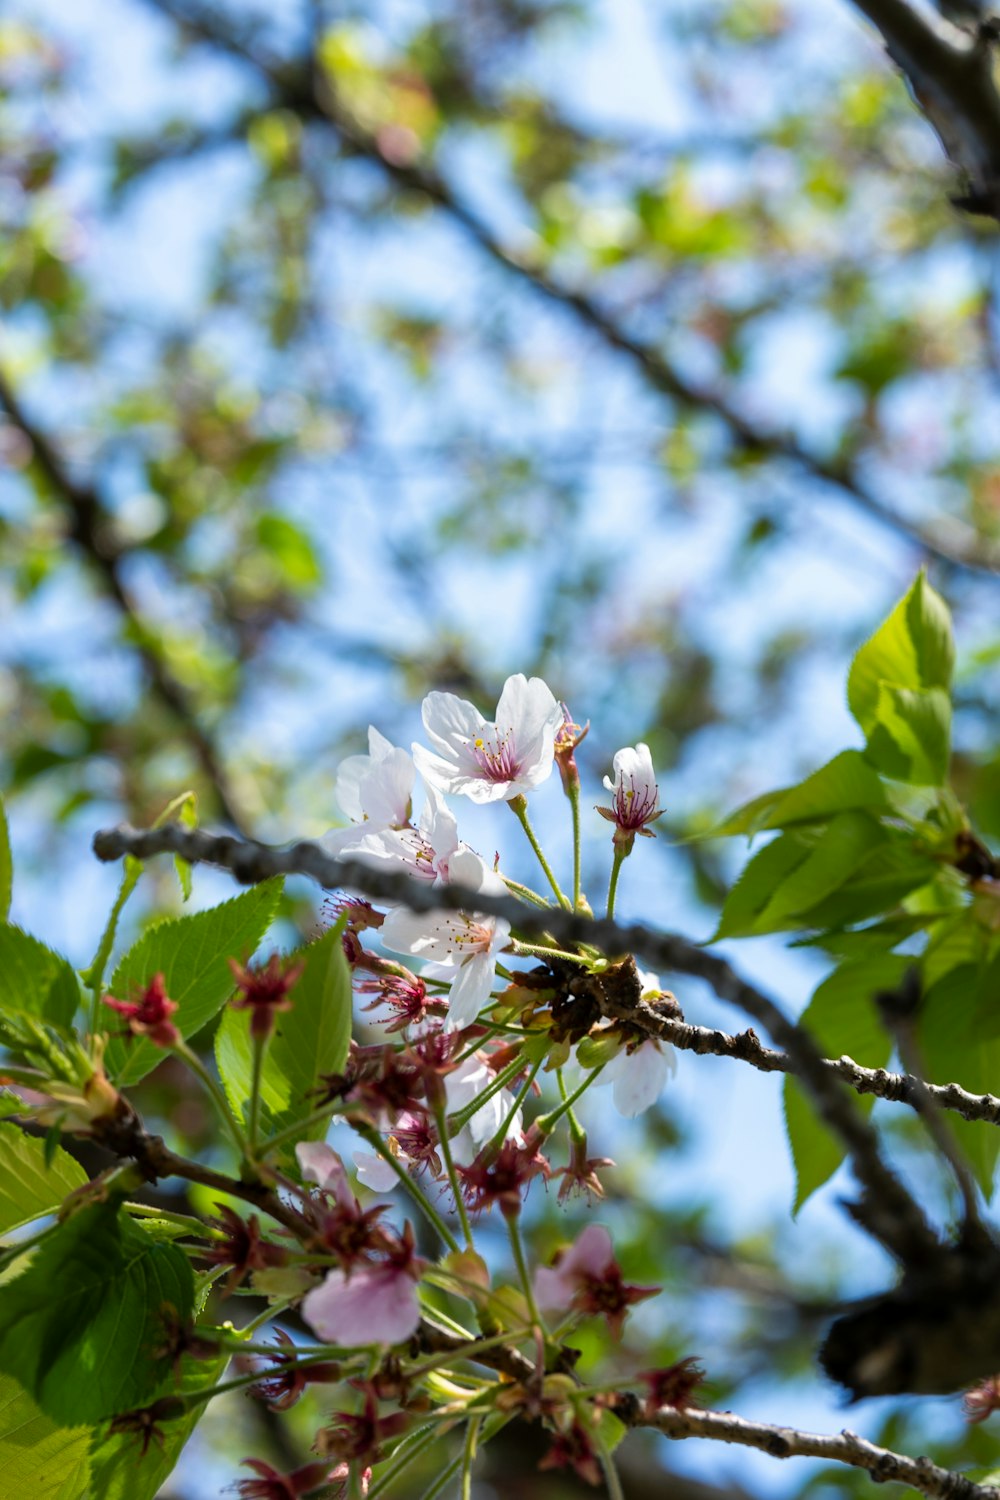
<box><xmin>0</xmin><ymin>1373</ymin><xmax>91</xmax><ymax>1500</ymax></box>
<box><xmin>784</xmin><ymin>955</ymin><xmax>905</xmax><ymax>1213</ymax></box>
<box><xmin>714</xmin><ymin>750</ymin><xmax>888</xmax><ymax>837</ymax></box>
<box><xmin>712</xmin><ymin>830</ymin><xmax>816</xmax><ymax>939</ymax></box>
<box><xmin>0</xmin><ymin>927</ymin><xmax>80</xmax><ymax>1032</ymax></box>
<box><xmin>781</xmin><ymin>841</ymin><xmax>938</xmax><ymax>933</ymax></box>
<box><xmin>847</xmin><ymin>571</ymin><xmax>953</xmax><ymax>735</ymax></box>
<box><xmin>104</xmin><ymin>879</ymin><xmax>283</xmax><ymax>1086</ymax></box>
<box><xmin>0</xmin><ymin>1204</ymin><xmax>194</xmax><ymax>1425</ymax></box>
<box><xmin>753</xmin><ymin>812</ymin><xmax>888</xmax><ymax>928</ymax></box>
<box><xmin>865</xmin><ymin>685</ymin><xmax>951</xmax><ymax>786</ymax></box>
<box><xmin>216</xmin><ymin>920</ymin><xmax>352</xmax><ymax>1150</ymax></box>
<box><xmin>0</xmin><ymin>1125</ymin><xmax>87</xmax><ymax>1236</ymax></box>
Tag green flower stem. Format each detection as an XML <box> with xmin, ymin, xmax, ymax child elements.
<box><xmin>501</xmin><ymin>875</ymin><xmax>552</xmax><ymax>909</ymax></box>
<box><xmin>124</xmin><ymin>1202</ymin><xmax>207</xmax><ymax>1236</ymax></box>
<box><xmin>411</xmin><ymin>1414</ymin><xmax>513</xmax><ymax>1500</ymax></box>
<box><xmin>453</xmin><ymin>1023</ymin><xmax>510</xmax><ymax>1066</ymax></box>
<box><xmin>606</xmin><ymin>846</ymin><xmax>627</xmax><ymax>919</ymax></box>
<box><xmin>354</xmin><ymin>1124</ymin><xmax>460</xmax><ymax>1254</ymax></box>
<box><xmin>0</xmin><ymin>1224</ymin><xmax>56</xmax><ymax>1273</ymax></box>
<box><xmin>85</xmin><ymin>790</ymin><xmax>198</xmax><ymax>1033</ymax></box>
<box><xmin>567</xmin><ymin>777</ymin><xmax>582</xmax><ymax>910</ymax></box>
<box><xmin>485</xmin><ymin>1055</ymin><xmax>544</xmax><ymax>1155</ymax></box>
<box><xmin>85</xmin><ymin>858</ymin><xmax>142</xmax><ymax>1034</ymax></box>
<box><xmin>508</xmin><ymin>938</ymin><xmax>588</xmax><ymax>965</ymax></box>
<box><xmin>431</xmin><ymin>1097</ymin><xmax>475</xmax><ymax>1249</ymax></box>
<box><xmin>260</xmin><ymin>1101</ymin><xmax>346</xmax><ymax>1159</ymax></box>
<box><xmin>366</xmin><ymin>1422</ymin><xmax>456</xmax><ymax>1500</ymax></box>
<box><xmin>556</xmin><ymin>1068</ymin><xmax>587</xmax><ymax>1146</ymax></box>
<box><xmin>535</xmin><ymin>1066</ymin><xmax>605</xmax><ymax>1136</ymax></box>
<box><xmin>173</xmin><ymin>1039</ymin><xmax>248</xmax><ymax>1157</ymax></box>
<box><xmin>508</xmin><ymin>795</ymin><xmax>570</xmax><ymax>910</ymax></box>
<box><xmin>447</xmin><ymin>1051</ymin><xmax>529</xmax><ymax>1133</ymax></box>
<box><xmin>247</xmin><ymin>1030</ymin><xmax>268</xmax><ymax>1155</ymax></box>
<box><xmin>417</xmin><ymin>1302</ymin><xmax>476</xmax><ymax>1342</ymax></box>
<box><xmin>505</xmin><ymin>1211</ymin><xmax>544</xmax><ymax>1330</ymax></box>
<box><xmin>460</xmin><ymin>1414</ymin><xmax>482</xmax><ymax>1500</ymax></box>
<box><xmin>595</xmin><ymin>1428</ymin><xmax>626</xmax><ymax>1500</ymax></box>
<box><xmin>175</xmin><ymin>1348</ymin><xmax>374</xmax><ymax>1413</ymax></box>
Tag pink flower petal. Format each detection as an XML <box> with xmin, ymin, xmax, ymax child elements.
<box><xmin>301</xmin><ymin>1265</ymin><xmax>421</xmax><ymax>1346</ymax></box>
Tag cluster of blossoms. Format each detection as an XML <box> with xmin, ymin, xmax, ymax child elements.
<box><xmin>270</xmin><ymin>675</ymin><xmax>679</xmax><ymax>1356</ymax></box>
<box><xmin>89</xmin><ymin>674</ymin><xmax>693</xmax><ymax>1495</ymax></box>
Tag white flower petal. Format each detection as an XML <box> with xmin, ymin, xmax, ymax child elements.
<box><xmin>295</xmin><ymin>1140</ymin><xmax>343</xmax><ymax>1190</ymax></box>
<box><xmin>447</xmin><ymin>952</ymin><xmax>495</xmax><ymax>1028</ymax></box>
<box><xmin>607</xmin><ymin>1040</ymin><xmax>676</xmax><ymax>1118</ymax></box>
<box><xmin>353</xmin><ymin>1149</ymin><xmax>402</xmax><ymax>1193</ymax></box>
<box><xmin>367</xmin><ymin>726</ymin><xmax>395</xmax><ymax>760</ymax></box>
<box><xmin>421</xmin><ymin>691</ymin><xmax>485</xmax><ymax>757</ymax></box>
<box><xmin>334</xmin><ymin>751</ymin><xmax>373</xmax><ymax>825</ymax></box>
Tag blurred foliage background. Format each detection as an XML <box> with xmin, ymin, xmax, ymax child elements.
<box><xmin>5</xmin><ymin>0</ymin><xmax>1000</xmax><ymax>1495</ymax></box>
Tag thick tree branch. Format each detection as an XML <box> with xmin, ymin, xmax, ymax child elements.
<box><xmin>0</xmin><ymin>363</ymin><xmax>250</xmax><ymax>833</ymax></box>
<box><xmin>140</xmin><ymin>0</ymin><xmax>1000</xmax><ymax>577</ymax></box>
<box><xmin>629</xmin><ymin>1402</ymin><xmax>997</xmax><ymax>1500</ymax></box>
<box><xmin>848</xmin><ymin>0</ymin><xmax>1000</xmax><ymax>216</ymax></box>
<box><xmin>93</xmin><ymin>821</ymin><xmax>949</xmax><ymax>1269</ymax></box>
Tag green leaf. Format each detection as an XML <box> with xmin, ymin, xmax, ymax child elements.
<box><xmin>715</xmin><ymin>751</ymin><xmax>888</xmax><ymax>837</ymax></box>
<box><xmin>105</xmin><ymin>880</ymin><xmax>283</xmax><ymax>1086</ymax></box>
<box><xmin>0</xmin><ymin>1374</ymin><xmax>90</xmax><ymax>1500</ymax></box>
<box><xmin>922</xmin><ymin>915</ymin><xmax>987</xmax><ymax>991</ymax></box>
<box><xmin>712</xmin><ymin>831</ymin><xmax>815</xmax><ymax>939</ymax></box>
<box><xmin>754</xmin><ymin>813</ymin><xmax>888</xmax><ymax>927</ymax></box>
<box><xmin>922</xmin><ymin>966</ymin><xmax>1000</xmax><ymax>1197</ymax></box>
<box><xmin>86</xmin><ymin>1349</ymin><xmax>226</xmax><ymax>1500</ymax></box>
<box><xmin>0</xmin><ymin>1204</ymin><xmax>194</xmax><ymax>1425</ymax></box>
<box><xmin>0</xmin><ymin>927</ymin><xmax>80</xmax><ymax>1032</ymax></box>
<box><xmin>865</xmin><ymin>685</ymin><xmax>951</xmax><ymax>786</ymax></box>
<box><xmin>0</xmin><ymin>1125</ymin><xmax>87</xmax><ymax>1235</ymax></box>
<box><xmin>715</xmin><ymin>816</ymin><xmax>890</xmax><ymax>939</ymax></box>
<box><xmin>0</xmin><ymin>800</ymin><xmax>10</xmax><ymax>923</ymax></box>
<box><xmin>847</xmin><ymin>571</ymin><xmax>953</xmax><ymax>735</ymax></box>
<box><xmin>906</xmin><ymin>569</ymin><xmax>954</xmax><ymax>695</ymax></box>
<box><xmin>784</xmin><ymin>955</ymin><xmax>905</xmax><ymax>1212</ymax></box>
<box><xmin>782</xmin><ymin>841</ymin><xmax>937</xmax><ymax>931</ymax></box>
<box><xmin>216</xmin><ymin>920</ymin><xmax>352</xmax><ymax>1150</ymax></box>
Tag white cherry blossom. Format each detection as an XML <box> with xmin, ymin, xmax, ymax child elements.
<box><xmin>597</xmin><ymin>741</ymin><xmax>663</xmax><ymax>840</ymax></box>
<box><xmin>592</xmin><ymin>970</ymin><xmax>678</xmax><ymax>1118</ymax></box>
<box><xmin>380</xmin><ymin>849</ymin><xmax>511</xmax><ymax>1029</ymax></box>
<box><xmin>445</xmin><ymin>1054</ymin><xmax>523</xmax><ymax>1155</ymax></box>
<box><xmin>413</xmin><ymin>673</ymin><xmax>563</xmax><ymax>803</ymax></box>
<box><xmin>349</xmin><ymin>782</ymin><xmax>462</xmax><ymax>883</ymax></box>
<box><xmin>604</xmin><ymin>1039</ymin><xmax>677</xmax><ymax>1118</ymax></box>
<box><xmin>323</xmin><ymin>727</ymin><xmax>414</xmax><ymax>854</ymax></box>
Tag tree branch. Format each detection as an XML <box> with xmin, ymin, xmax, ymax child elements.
<box><xmin>0</xmin><ymin>362</ymin><xmax>251</xmax><ymax>833</ymax></box>
<box><xmin>139</xmin><ymin>0</ymin><xmax>1000</xmax><ymax>577</ymax></box>
<box><xmin>848</xmin><ymin>0</ymin><xmax>1000</xmax><ymax>216</ymax></box>
<box><xmin>630</xmin><ymin>1402</ymin><xmax>997</xmax><ymax>1500</ymax></box>
<box><xmin>92</xmin><ymin>820</ymin><xmax>950</xmax><ymax>1270</ymax></box>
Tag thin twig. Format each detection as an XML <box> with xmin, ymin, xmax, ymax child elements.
<box><xmin>632</xmin><ymin>1402</ymin><xmax>998</xmax><ymax>1500</ymax></box>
